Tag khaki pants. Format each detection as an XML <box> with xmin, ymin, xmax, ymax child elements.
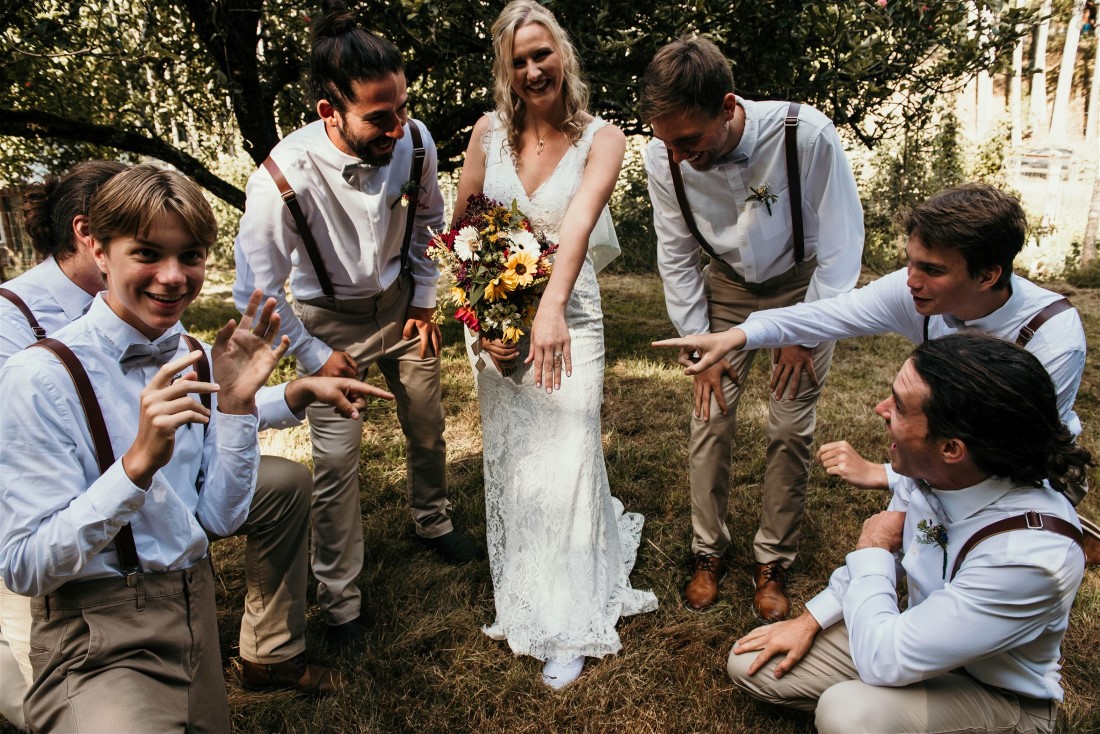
<box><xmin>727</xmin><ymin>622</ymin><xmax>1056</xmax><ymax>733</ymax></box>
<box><xmin>26</xmin><ymin>561</ymin><xmax>229</xmax><ymax>734</ymax></box>
<box><xmin>689</xmin><ymin>262</ymin><xmax>833</xmax><ymax>565</ymax></box>
<box><xmin>296</xmin><ymin>274</ymin><xmax>449</xmax><ymax>624</ymax></box>
<box><xmin>222</xmin><ymin>455</ymin><xmax>310</xmax><ymax>665</ymax></box>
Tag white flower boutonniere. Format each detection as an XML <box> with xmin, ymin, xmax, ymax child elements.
<box><xmin>746</xmin><ymin>183</ymin><xmax>779</xmax><ymax>216</ymax></box>
<box><xmin>916</xmin><ymin>518</ymin><xmax>949</xmax><ymax>578</ymax></box>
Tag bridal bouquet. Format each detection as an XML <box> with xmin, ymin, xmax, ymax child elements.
<box><xmin>427</xmin><ymin>194</ymin><xmax>557</xmax><ymax>345</ymax></box>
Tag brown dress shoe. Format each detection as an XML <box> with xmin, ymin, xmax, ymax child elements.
<box><xmin>752</xmin><ymin>562</ymin><xmax>790</xmax><ymax>622</ymax></box>
<box><xmin>684</xmin><ymin>553</ymin><xmax>727</xmax><ymax>611</ymax></box>
<box><xmin>1081</xmin><ymin>515</ymin><xmax>1100</xmax><ymax>566</ymax></box>
<box><xmin>241</xmin><ymin>653</ymin><xmax>347</xmax><ymax>696</ymax></box>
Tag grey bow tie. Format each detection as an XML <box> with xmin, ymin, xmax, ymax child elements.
<box><xmin>342</xmin><ymin>161</ymin><xmax>379</xmax><ymax>186</ymax></box>
<box><xmin>119</xmin><ymin>340</ymin><xmax>178</xmax><ymax>369</ymax></box>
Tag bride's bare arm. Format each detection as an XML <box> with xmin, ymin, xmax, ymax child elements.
<box><xmin>451</xmin><ymin>114</ymin><xmax>491</xmax><ymax>227</ymax></box>
<box><xmin>529</xmin><ymin>123</ymin><xmax>626</xmax><ymax>391</ymax></box>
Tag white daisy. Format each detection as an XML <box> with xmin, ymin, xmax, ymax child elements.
<box><xmin>507</xmin><ymin>228</ymin><xmax>541</xmax><ymax>257</ymax></box>
<box><xmin>454</xmin><ymin>226</ymin><xmax>481</xmax><ymax>261</ymax></box>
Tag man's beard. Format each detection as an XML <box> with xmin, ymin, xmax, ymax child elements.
<box><xmin>339</xmin><ymin>120</ymin><xmax>395</xmax><ymax>167</ymax></box>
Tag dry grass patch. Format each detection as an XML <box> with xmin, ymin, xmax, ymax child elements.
<box><xmin>3</xmin><ymin>272</ymin><xmax>1095</xmax><ymax>734</ymax></box>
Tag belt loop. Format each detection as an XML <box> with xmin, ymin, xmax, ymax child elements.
<box><xmin>43</xmin><ymin>594</ymin><xmax>51</xmax><ymax>622</ymax></box>
<box><xmin>130</xmin><ymin>573</ymin><xmax>146</xmax><ymax>611</ymax></box>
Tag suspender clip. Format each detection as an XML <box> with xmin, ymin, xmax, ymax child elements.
<box><xmin>1025</xmin><ymin>511</ymin><xmax>1044</xmax><ymax>529</ymax></box>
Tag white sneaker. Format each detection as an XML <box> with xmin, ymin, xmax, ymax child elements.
<box><xmin>541</xmin><ymin>656</ymin><xmax>585</xmax><ymax>689</ymax></box>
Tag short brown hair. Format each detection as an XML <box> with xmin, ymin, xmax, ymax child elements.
<box><xmin>900</xmin><ymin>183</ymin><xmax>1026</xmax><ymax>290</ymax></box>
<box><xmin>89</xmin><ymin>165</ymin><xmax>216</xmax><ymax>251</ymax></box>
<box><xmin>638</xmin><ymin>36</ymin><xmax>733</xmax><ymax>124</ymax></box>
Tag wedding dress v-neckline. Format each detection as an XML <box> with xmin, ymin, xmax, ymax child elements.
<box><xmin>515</xmin><ymin>143</ymin><xmax>572</xmax><ymax>201</ymax></box>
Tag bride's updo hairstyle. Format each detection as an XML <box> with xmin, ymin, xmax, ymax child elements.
<box><xmin>88</xmin><ymin>165</ymin><xmax>216</xmax><ymax>254</ymax></box>
<box><xmin>310</xmin><ymin>0</ymin><xmax>403</xmax><ymax>112</ymax></box>
<box><xmin>491</xmin><ymin>0</ymin><xmax>590</xmax><ymax>157</ymax></box>
<box><xmin>21</xmin><ymin>161</ymin><xmax>126</xmax><ymax>261</ymax></box>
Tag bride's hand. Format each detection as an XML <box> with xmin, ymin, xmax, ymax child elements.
<box><xmin>527</xmin><ymin>307</ymin><xmax>570</xmax><ymax>392</ymax></box>
<box><xmin>480</xmin><ymin>336</ymin><xmax>520</xmax><ymax>372</ymax></box>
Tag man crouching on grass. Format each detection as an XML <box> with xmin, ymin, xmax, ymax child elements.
<box><xmin>728</xmin><ymin>334</ymin><xmax>1089</xmax><ymax>733</ymax></box>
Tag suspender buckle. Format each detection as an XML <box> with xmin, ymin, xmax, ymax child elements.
<box><xmin>124</xmin><ymin>566</ymin><xmax>142</xmax><ymax>587</ymax></box>
<box><xmin>784</xmin><ymin>114</ymin><xmax>799</xmax><ymax>127</ymax></box>
<box><xmin>1017</xmin><ymin>324</ymin><xmax>1036</xmax><ymax>346</ymax></box>
<box><xmin>32</xmin><ymin>326</ymin><xmax>47</xmax><ymax>340</ymax></box>
<box><xmin>1025</xmin><ymin>511</ymin><xmax>1044</xmax><ymax>529</ymax></box>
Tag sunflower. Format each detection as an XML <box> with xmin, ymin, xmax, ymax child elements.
<box><xmin>449</xmin><ymin>286</ymin><xmax>467</xmax><ymax>305</ymax></box>
<box><xmin>503</xmin><ymin>250</ymin><xmax>538</xmax><ymax>288</ymax></box>
<box><xmin>502</xmin><ymin>324</ymin><xmax>525</xmax><ymax>344</ymax></box>
<box><xmin>484</xmin><ymin>272</ymin><xmax>518</xmax><ymax>301</ymax></box>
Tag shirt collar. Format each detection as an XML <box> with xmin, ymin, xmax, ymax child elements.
<box><xmin>42</xmin><ymin>257</ymin><xmax>96</xmax><ymax>321</ymax></box>
<box><xmin>85</xmin><ymin>294</ymin><xmax>185</xmax><ymax>359</ymax></box>
<box><xmin>945</xmin><ymin>274</ymin><xmax>1021</xmax><ymax>332</ymax></box>
<box><xmin>305</xmin><ymin>119</ymin><xmax>392</xmax><ymax>184</ymax></box>
<box><xmin>720</xmin><ymin>96</ymin><xmax>756</xmax><ymax>164</ymax></box>
<box><xmin>929</xmin><ymin>475</ymin><xmax>1018</xmax><ymax>523</ymax></box>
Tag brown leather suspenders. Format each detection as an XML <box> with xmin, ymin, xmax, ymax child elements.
<box><xmin>921</xmin><ymin>297</ymin><xmax>1074</xmax><ymax>346</ymax></box>
<box><xmin>668</xmin><ymin>101</ymin><xmax>805</xmax><ymax>266</ymax></box>
<box><xmin>263</xmin><ymin>120</ymin><xmax>427</xmax><ymax>305</ymax></box>
<box><xmin>949</xmin><ymin>511</ymin><xmax>1085</xmax><ymax>581</ymax></box>
<box><xmin>0</xmin><ymin>288</ymin><xmax>46</xmax><ymax>339</ymax></box>
<box><xmin>29</xmin><ymin>334</ymin><xmax>213</xmax><ymax>581</ymax></box>
<box><xmin>32</xmin><ymin>337</ymin><xmax>144</xmax><ymax>579</ymax></box>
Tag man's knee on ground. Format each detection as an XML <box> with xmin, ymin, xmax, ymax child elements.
<box><xmin>815</xmin><ymin>680</ymin><xmax>891</xmax><ymax>734</ymax></box>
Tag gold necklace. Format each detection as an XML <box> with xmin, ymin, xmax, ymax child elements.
<box><xmin>534</xmin><ymin>120</ymin><xmax>545</xmax><ymax>155</ymax></box>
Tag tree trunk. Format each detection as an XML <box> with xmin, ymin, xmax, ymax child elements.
<box><xmin>1029</xmin><ymin>0</ymin><xmax>1052</xmax><ymax>138</ymax></box>
<box><xmin>1086</xmin><ymin>31</ymin><xmax>1099</xmax><ymax>143</ymax></box>
<box><xmin>1049</xmin><ymin>0</ymin><xmax>1087</xmax><ymax>142</ymax></box>
<box><xmin>1010</xmin><ymin>0</ymin><xmax>1025</xmax><ymax>146</ymax></box>
<box><xmin>0</xmin><ymin>108</ymin><xmax>245</xmax><ymax>209</ymax></box>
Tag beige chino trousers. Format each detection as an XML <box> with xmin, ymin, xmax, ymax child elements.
<box><xmin>727</xmin><ymin>622</ymin><xmax>1056</xmax><ymax>733</ymax></box>
<box><xmin>296</xmin><ymin>273</ymin><xmax>450</xmax><ymax>625</ymax></box>
<box><xmin>689</xmin><ymin>261</ymin><xmax>833</xmax><ymax>566</ymax></box>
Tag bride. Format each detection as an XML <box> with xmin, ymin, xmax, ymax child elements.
<box><xmin>452</xmin><ymin>0</ymin><xmax>657</xmax><ymax>689</ymax></box>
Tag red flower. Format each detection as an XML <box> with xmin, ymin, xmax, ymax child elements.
<box><xmin>455</xmin><ymin>306</ymin><xmax>480</xmax><ymax>332</ymax></box>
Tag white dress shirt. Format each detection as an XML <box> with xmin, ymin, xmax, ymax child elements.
<box><xmin>233</xmin><ymin>119</ymin><xmax>446</xmax><ymax>374</ymax></box>
<box><xmin>738</xmin><ymin>269</ymin><xmax>1086</xmax><ymax>438</ymax></box>
<box><xmin>0</xmin><ymin>296</ymin><xmax>260</xmax><ymax>596</ymax></box>
<box><xmin>805</xmin><ymin>476</ymin><xmax>1084</xmax><ymax>700</ymax></box>
<box><xmin>0</xmin><ymin>257</ymin><xmax>91</xmax><ymax>362</ymax></box>
<box><xmin>645</xmin><ymin>97</ymin><xmax>865</xmax><ymax>337</ymax></box>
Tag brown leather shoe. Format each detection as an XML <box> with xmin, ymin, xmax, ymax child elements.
<box><xmin>1081</xmin><ymin>515</ymin><xmax>1100</xmax><ymax>566</ymax></box>
<box><xmin>241</xmin><ymin>653</ymin><xmax>347</xmax><ymax>696</ymax></box>
<box><xmin>684</xmin><ymin>553</ymin><xmax>727</xmax><ymax>611</ymax></box>
<box><xmin>752</xmin><ymin>562</ymin><xmax>790</xmax><ymax>622</ymax></box>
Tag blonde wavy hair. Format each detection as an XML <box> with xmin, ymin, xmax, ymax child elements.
<box><xmin>491</xmin><ymin>0</ymin><xmax>590</xmax><ymax>157</ymax></box>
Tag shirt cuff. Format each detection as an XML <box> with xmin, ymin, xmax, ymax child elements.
<box><xmin>804</xmin><ymin>589</ymin><xmax>844</xmax><ymax>629</ymax></box>
<box><xmin>298</xmin><ymin>339</ymin><xmax>334</xmax><ymax>376</ymax></box>
<box><xmin>214</xmin><ymin>410</ymin><xmax>260</xmax><ymax>450</ymax></box>
<box><xmin>884</xmin><ymin>463</ymin><xmax>901</xmax><ymax>491</ymax></box>
<box><xmin>845</xmin><ymin>547</ymin><xmax>897</xmax><ymax>583</ymax></box>
<box><xmin>255</xmin><ymin>383</ymin><xmax>302</xmax><ymax>431</ymax></box>
<box><xmin>83</xmin><ymin>460</ymin><xmax>149</xmax><ymax>524</ymax></box>
<box><xmin>411</xmin><ymin>282</ymin><xmax>437</xmax><ymax>310</ymax></box>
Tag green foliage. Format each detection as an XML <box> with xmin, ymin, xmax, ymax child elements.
<box><xmin>605</xmin><ymin>137</ymin><xmax>657</xmax><ymax>273</ymax></box>
<box><xmin>859</xmin><ymin>112</ymin><xmax>1014</xmax><ymax>273</ymax></box>
<box><xmin>1</xmin><ymin>0</ymin><xmax>1035</xmax><ymax>210</ymax></box>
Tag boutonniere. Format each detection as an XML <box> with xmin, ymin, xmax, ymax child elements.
<box><xmin>916</xmin><ymin>518</ymin><xmax>949</xmax><ymax>578</ymax></box>
<box><xmin>745</xmin><ymin>183</ymin><xmax>778</xmax><ymax>216</ymax></box>
<box><xmin>391</xmin><ymin>178</ymin><xmax>424</xmax><ymax>209</ymax></box>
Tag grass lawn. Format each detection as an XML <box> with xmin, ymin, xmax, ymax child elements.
<box><xmin>6</xmin><ymin>270</ymin><xmax>1097</xmax><ymax>733</ymax></box>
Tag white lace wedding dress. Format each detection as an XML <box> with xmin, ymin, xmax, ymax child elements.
<box><xmin>467</xmin><ymin>113</ymin><xmax>658</xmax><ymax>663</ymax></box>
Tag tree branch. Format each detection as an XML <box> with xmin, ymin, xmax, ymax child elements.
<box><xmin>0</xmin><ymin>108</ymin><xmax>244</xmax><ymax>209</ymax></box>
